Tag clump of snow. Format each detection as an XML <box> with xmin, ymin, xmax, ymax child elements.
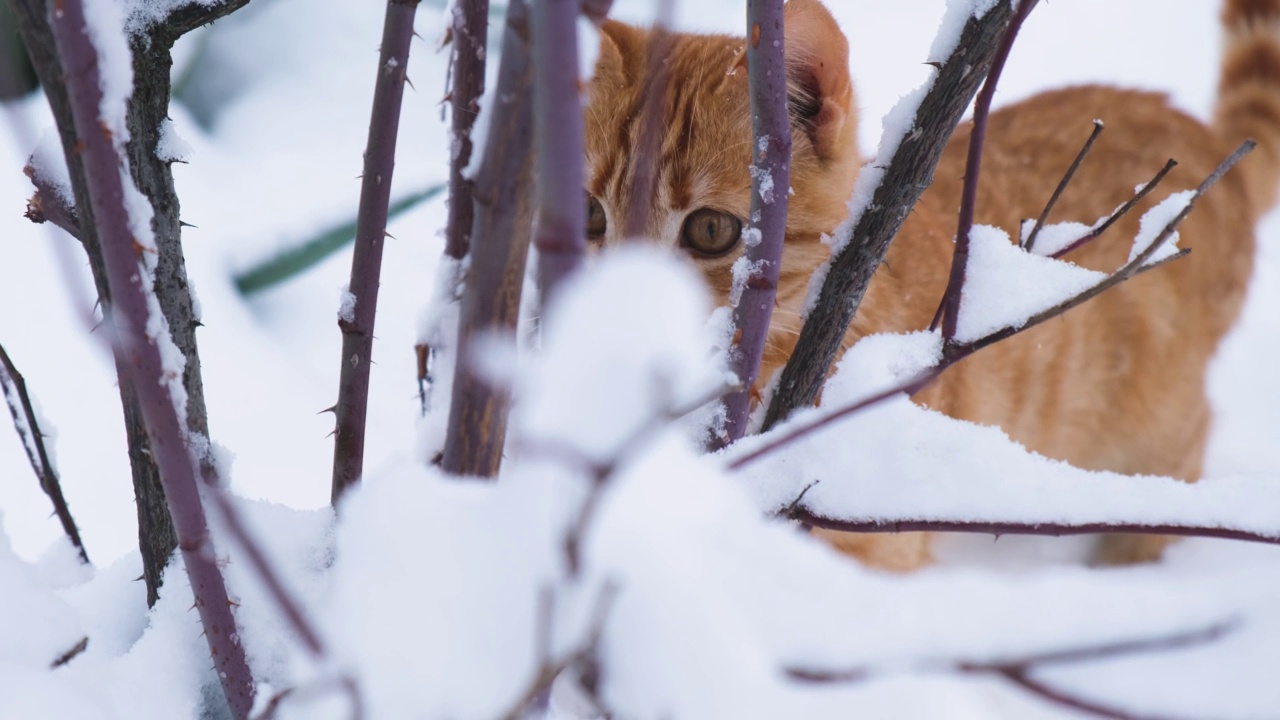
<box><xmin>28</xmin><ymin>129</ymin><xmax>74</xmax><ymax>206</ymax></box>
<box><xmin>750</xmin><ymin>161</ymin><xmax>775</xmax><ymax>204</ymax></box>
<box><xmin>729</xmin><ymin>255</ymin><xmax>763</xmax><ymax>307</ymax></box>
<box><xmin>955</xmin><ymin>224</ymin><xmax>1106</xmax><ymax>344</ymax></box>
<box><xmin>514</xmin><ymin>247</ymin><xmax>722</xmax><ymax>465</ymax></box>
<box><xmin>1129</xmin><ymin>190</ymin><xmax>1194</xmax><ymax>265</ymax></box>
<box><xmin>155</xmin><ymin>119</ymin><xmax>192</xmax><ymax>163</ymax></box>
<box><xmin>337</xmin><ymin>284</ymin><xmax>356</xmax><ymax>324</ymax></box>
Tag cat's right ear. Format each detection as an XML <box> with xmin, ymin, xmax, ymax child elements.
<box><xmin>782</xmin><ymin>0</ymin><xmax>854</xmax><ymax>160</ymax></box>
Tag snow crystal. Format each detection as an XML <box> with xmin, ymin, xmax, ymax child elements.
<box><xmin>1129</xmin><ymin>190</ymin><xmax>1194</xmax><ymax>265</ymax></box>
<box><xmin>954</xmin><ymin>224</ymin><xmax>1106</xmax><ymax>344</ymax></box>
<box><xmin>751</xmin><ymin>162</ymin><xmax>775</xmax><ymax>204</ymax></box>
<box><xmin>741</xmin><ymin>226</ymin><xmax>762</xmax><ymax>248</ymax></box>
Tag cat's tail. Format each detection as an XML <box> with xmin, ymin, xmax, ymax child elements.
<box><xmin>1217</xmin><ymin>0</ymin><xmax>1280</xmax><ymax>217</ymax></box>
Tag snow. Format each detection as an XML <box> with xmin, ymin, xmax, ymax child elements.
<box><xmin>1129</xmin><ymin>189</ymin><xmax>1193</xmax><ymax>265</ymax></box>
<box><xmin>2</xmin><ymin>1</ymin><xmax>1278</xmax><ymax>718</ymax></box>
<box><xmin>155</xmin><ymin>119</ymin><xmax>191</xmax><ymax>163</ymax></box>
<box><xmin>929</xmin><ymin>0</ymin><xmax>1003</xmax><ymax>62</ymax></box>
<box><xmin>28</xmin><ymin>128</ymin><xmax>73</xmax><ymax>205</ymax></box>
<box><xmin>336</xmin><ymin>285</ymin><xmax>356</xmax><ymax>324</ymax></box>
<box><xmin>1020</xmin><ymin>219</ymin><xmax>1094</xmax><ymax>257</ymax></box>
<box><xmin>954</xmin><ymin>224</ymin><xmax>1106</xmax><ymax>343</ymax></box>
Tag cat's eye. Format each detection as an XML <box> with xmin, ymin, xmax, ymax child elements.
<box><xmin>680</xmin><ymin>208</ymin><xmax>743</xmax><ymax>257</ymax></box>
<box><xmin>586</xmin><ymin>195</ymin><xmax>607</xmax><ymax>241</ymax></box>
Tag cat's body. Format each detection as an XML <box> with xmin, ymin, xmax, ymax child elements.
<box><xmin>583</xmin><ymin>0</ymin><xmax>1280</xmax><ymax>569</ymax></box>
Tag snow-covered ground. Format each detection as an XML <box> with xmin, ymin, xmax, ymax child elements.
<box><xmin>3</xmin><ymin>0</ymin><xmax>1280</xmax><ymax>718</ymax></box>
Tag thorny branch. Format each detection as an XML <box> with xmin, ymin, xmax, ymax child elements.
<box><xmin>0</xmin><ymin>342</ymin><xmax>87</xmax><ymax>562</ymax></box>
<box><xmin>731</xmin><ymin>140</ymin><xmax>1253</xmax><ymax>477</ymax></box>
<box><xmin>761</xmin><ymin>0</ymin><xmax>1017</xmax><ymax>430</ymax></box>
<box><xmin>331</xmin><ymin>0</ymin><xmax>421</xmax><ymax>503</ymax></box>
<box><xmin>714</xmin><ymin>0</ymin><xmax>792</xmax><ymax>450</ymax></box>
<box><xmin>934</xmin><ymin>0</ymin><xmax>1039</xmax><ymax>339</ymax></box>
<box><xmin>42</xmin><ymin>0</ymin><xmax>254</xmax><ymax>714</ymax></box>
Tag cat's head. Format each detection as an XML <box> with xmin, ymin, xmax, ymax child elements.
<box><xmin>582</xmin><ymin>0</ymin><xmax>859</xmax><ymax>371</ymax></box>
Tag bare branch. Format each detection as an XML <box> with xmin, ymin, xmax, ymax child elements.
<box><xmin>762</xmin><ymin>0</ymin><xmax>1018</xmax><ymax>430</ymax></box>
<box><xmin>935</xmin><ymin>0</ymin><xmax>1039</xmax><ymax>339</ymax></box>
<box><xmin>441</xmin><ymin>0</ymin><xmax>536</xmax><ymax>478</ymax></box>
<box><xmin>0</xmin><ymin>342</ymin><xmax>88</xmax><ymax>563</ymax></box>
<box><xmin>531</xmin><ymin>0</ymin><xmax>587</xmax><ymax>299</ymax></box>
<box><xmin>1022</xmin><ymin>119</ymin><xmax>1104</xmax><ymax>252</ymax></box>
<box><xmin>1048</xmin><ymin>158</ymin><xmax>1178</xmax><ymax>260</ymax></box>
<box><xmin>44</xmin><ymin>0</ymin><xmax>253</xmax><ymax>713</ymax></box>
<box><xmin>788</xmin><ymin>619</ymin><xmax>1235</xmax><ymax>720</ymax></box>
<box><xmin>49</xmin><ymin>636</ymin><xmax>89</xmax><ymax>669</ymax></box>
<box><xmin>714</xmin><ymin>0</ymin><xmax>792</xmax><ymax>450</ymax></box>
<box><xmin>331</xmin><ymin>0</ymin><xmax>421</xmax><ymax>502</ymax></box>
<box><xmin>149</xmin><ymin>0</ymin><xmax>253</xmax><ymax>44</ymax></box>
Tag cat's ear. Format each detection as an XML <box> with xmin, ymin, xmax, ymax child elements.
<box><xmin>782</xmin><ymin>0</ymin><xmax>854</xmax><ymax>159</ymax></box>
<box><xmin>596</xmin><ymin>20</ymin><xmax>645</xmax><ymax>83</ymax></box>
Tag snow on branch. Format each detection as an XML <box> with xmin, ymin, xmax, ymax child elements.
<box><xmin>1021</xmin><ymin>119</ymin><xmax>1105</xmax><ymax>253</ymax></box>
<box><xmin>43</xmin><ymin>0</ymin><xmax>254</xmax><ymax>715</ymax></box>
<box><xmin>23</xmin><ymin>162</ymin><xmax>82</xmax><ymax>242</ymax></box>
<box><xmin>0</xmin><ymin>342</ymin><xmax>88</xmax><ymax>563</ymax></box>
<box><xmin>331</xmin><ymin>0</ymin><xmax>421</xmax><ymax>502</ymax></box>
<box><xmin>762</xmin><ymin>0</ymin><xmax>1018</xmax><ymax>431</ymax></box>
<box><xmin>713</xmin><ymin>0</ymin><xmax>792</xmax><ymax>450</ymax></box>
<box><xmin>934</xmin><ymin>0</ymin><xmax>1039</xmax><ymax>340</ymax></box>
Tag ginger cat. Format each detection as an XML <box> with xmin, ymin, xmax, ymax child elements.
<box><xmin>582</xmin><ymin>0</ymin><xmax>1280</xmax><ymax>570</ymax></box>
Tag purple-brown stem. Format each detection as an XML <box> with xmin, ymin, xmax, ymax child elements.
<box><xmin>579</xmin><ymin>0</ymin><xmax>613</xmax><ymax>24</ymax></box>
<box><xmin>531</xmin><ymin>0</ymin><xmax>586</xmax><ymax>300</ymax></box>
<box><xmin>441</xmin><ymin>0</ymin><xmax>535</xmax><ymax>478</ymax></box>
<box><xmin>331</xmin><ymin>0</ymin><xmax>421</xmax><ymax>503</ymax></box>
<box><xmin>46</xmin><ymin>0</ymin><xmax>253</xmax><ymax>715</ymax></box>
<box><xmin>443</xmin><ymin>0</ymin><xmax>489</xmax><ymax>261</ymax></box>
<box><xmin>761</xmin><ymin>1</ymin><xmax>1016</xmax><ymax>431</ymax></box>
<box><xmin>1022</xmin><ymin>119</ymin><xmax>1104</xmax><ymax>252</ymax></box>
<box><xmin>620</xmin><ymin>0</ymin><xmax>674</xmax><ymax>239</ymax></box>
<box><xmin>713</xmin><ymin>0</ymin><xmax>792</xmax><ymax>449</ymax></box>
<box><xmin>0</xmin><ymin>341</ymin><xmax>87</xmax><ymax>563</ymax></box>
<box><xmin>935</xmin><ymin>0</ymin><xmax>1039</xmax><ymax>339</ymax></box>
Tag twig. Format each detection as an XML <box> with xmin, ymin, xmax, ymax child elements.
<box><xmin>441</xmin><ymin>0</ymin><xmax>536</xmax><ymax>479</ymax></box>
<box><xmin>45</xmin><ymin>1</ymin><xmax>254</xmax><ymax>715</ymax></box>
<box><xmin>935</xmin><ymin>0</ymin><xmax>1039</xmax><ymax>339</ymax></box>
<box><xmin>579</xmin><ymin>0</ymin><xmax>613</xmax><ymax>24</ymax></box>
<box><xmin>787</xmin><ymin>618</ymin><xmax>1235</xmax><ymax>683</ymax></box>
<box><xmin>1022</xmin><ymin>119</ymin><xmax>1104</xmax><ymax>252</ymax></box>
<box><xmin>788</xmin><ymin>619</ymin><xmax>1234</xmax><ymax>720</ymax></box>
<box><xmin>331</xmin><ymin>0</ymin><xmax>421</xmax><ymax>503</ymax></box>
<box><xmin>1048</xmin><ymin>158</ymin><xmax>1178</xmax><ymax>260</ymax></box>
<box><xmin>0</xmin><ymin>342</ymin><xmax>88</xmax><ymax>563</ymax></box>
<box><xmin>761</xmin><ymin>0</ymin><xmax>1018</xmax><ymax>431</ymax></box>
<box><xmin>499</xmin><ymin>582</ymin><xmax>619</xmax><ymax>720</ymax></box>
<box><xmin>714</xmin><ymin>0</ymin><xmax>792</xmax><ymax>450</ymax></box>
<box><xmin>254</xmin><ymin>675</ymin><xmax>364</xmax><ymax>720</ymax></box>
<box><xmin>49</xmin><ymin>636</ymin><xmax>89</xmax><ymax>669</ymax></box>
<box><xmin>531</xmin><ymin>0</ymin><xmax>587</xmax><ymax>299</ymax></box>
<box><xmin>23</xmin><ymin>163</ymin><xmax>82</xmax><ymax>242</ymax></box>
